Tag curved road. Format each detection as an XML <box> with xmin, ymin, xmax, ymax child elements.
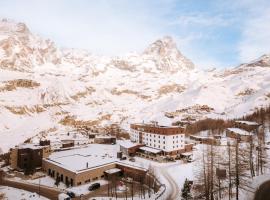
<box><xmin>159</xmin><ymin>165</ymin><xmax>180</xmax><ymax>200</ymax></box>
<box><xmin>254</xmin><ymin>180</ymin><xmax>270</xmax><ymax>200</ymax></box>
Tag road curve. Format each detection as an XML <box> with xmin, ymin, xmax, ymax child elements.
<box><xmin>159</xmin><ymin>166</ymin><xmax>180</xmax><ymax>200</ymax></box>
<box><xmin>254</xmin><ymin>180</ymin><xmax>270</xmax><ymax>200</ymax></box>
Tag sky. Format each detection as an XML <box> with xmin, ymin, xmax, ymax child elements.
<box><xmin>0</xmin><ymin>0</ymin><xmax>270</xmax><ymax>68</ymax></box>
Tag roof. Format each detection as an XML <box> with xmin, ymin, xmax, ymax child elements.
<box><xmin>44</xmin><ymin>144</ymin><xmax>118</xmax><ymax>173</ymax></box>
<box><xmin>181</xmin><ymin>152</ymin><xmax>193</xmax><ymax>156</ymax></box>
<box><xmin>17</xmin><ymin>143</ymin><xmax>45</xmax><ymax>150</ymax></box>
<box><xmin>227</xmin><ymin>128</ymin><xmax>252</xmax><ymax>136</ymax></box>
<box><xmin>132</xmin><ymin>123</ymin><xmax>180</xmax><ymax>129</ymax></box>
<box><xmin>95</xmin><ymin>135</ymin><xmax>116</xmax><ymax>139</ymax></box>
<box><xmin>44</xmin><ymin>143</ymin><xmax>150</xmax><ymax>174</ymax></box>
<box><xmin>235</xmin><ymin>120</ymin><xmax>259</xmax><ymax>126</ymax></box>
<box><xmin>105</xmin><ymin>168</ymin><xmax>122</xmax><ymax>174</ymax></box>
<box><xmin>118</xmin><ymin>140</ymin><xmax>140</xmax><ymax>148</ymax></box>
<box><xmin>139</xmin><ymin>146</ymin><xmax>162</xmax><ymax>154</ymax></box>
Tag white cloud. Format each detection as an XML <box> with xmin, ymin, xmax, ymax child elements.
<box><xmin>0</xmin><ymin>0</ymin><xmax>174</xmax><ymax>55</ymax></box>
<box><xmin>171</xmin><ymin>13</ymin><xmax>234</xmax><ymax>27</ymax></box>
<box><xmin>238</xmin><ymin>9</ymin><xmax>270</xmax><ymax>62</ymax></box>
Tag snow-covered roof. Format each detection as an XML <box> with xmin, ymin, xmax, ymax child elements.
<box><xmin>105</xmin><ymin>168</ymin><xmax>122</xmax><ymax>174</ymax></box>
<box><xmin>227</xmin><ymin>128</ymin><xmax>252</xmax><ymax>136</ymax></box>
<box><xmin>235</xmin><ymin>120</ymin><xmax>259</xmax><ymax>126</ymax></box>
<box><xmin>139</xmin><ymin>146</ymin><xmax>162</xmax><ymax>154</ymax></box>
<box><xmin>118</xmin><ymin>140</ymin><xmax>140</xmax><ymax>148</ymax></box>
<box><xmin>181</xmin><ymin>152</ymin><xmax>193</xmax><ymax>157</ymax></box>
<box><xmin>45</xmin><ymin>144</ymin><xmax>118</xmax><ymax>172</ymax></box>
<box><xmin>95</xmin><ymin>135</ymin><xmax>116</xmax><ymax>139</ymax></box>
<box><xmin>17</xmin><ymin>143</ymin><xmax>45</xmax><ymax>150</ymax></box>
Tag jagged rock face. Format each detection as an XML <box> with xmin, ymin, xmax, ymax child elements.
<box><xmin>0</xmin><ymin>19</ymin><xmax>62</xmax><ymax>71</ymax></box>
<box><xmin>244</xmin><ymin>54</ymin><xmax>270</xmax><ymax>68</ymax></box>
<box><xmin>143</xmin><ymin>36</ymin><xmax>195</xmax><ymax>72</ymax></box>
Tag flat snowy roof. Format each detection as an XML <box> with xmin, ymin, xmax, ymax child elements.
<box><xmin>139</xmin><ymin>146</ymin><xmax>162</xmax><ymax>154</ymax></box>
<box><xmin>227</xmin><ymin>128</ymin><xmax>252</xmax><ymax>136</ymax></box>
<box><xmin>235</xmin><ymin>120</ymin><xmax>259</xmax><ymax>126</ymax></box>
<box><xmin>118</xmin><ymin>140</ymin><xmax>140</xmax><ymax>148</ymax></box>
<box><xmin>44</xmin><ymin>143</ymin><xmax>148</xmax><ymax>173</ymax></box>
<box><xmin>45</xmin><ymin>144</ymin><xmax>118</xmax><ymax>173</ymax></box>
<box><xmin>105</xmin><ymin>168</ymin><xmax>121</xmax><ymax>174</ymax></box>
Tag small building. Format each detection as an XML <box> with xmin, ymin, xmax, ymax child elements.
<box><xmin>61</xmin><ymin>140</ymin><xmax>75</xmax><ymax>148</ymax></box>
<box><xmin>226</xmin><ymin>128</ymin><xmax>253</xmax><ymax>142</ymax></box>
<box><xmin>10</xmin><ymin>143</ymin><xmax>51</xmax><ymax>173</ymax></box>
<box><xmin>189</xmin><ymin>135</ymin><xmax>220</xmax><ymax>145</ymax></box>
<box><xmin>234</xmin><ymin>120</ymin><xmax>260</xmax><ymax>132</ymax></box>
<box><xmin>118</xmin><ymin>140</ymin><xmax>144</xmax><ymax>157</ymax></box>
<box><xmin>94</xmin><ymin>135</ymin><xmax>116</xmax><ymax>144</ymax></box>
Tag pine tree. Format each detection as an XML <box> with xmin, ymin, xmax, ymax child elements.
<box><xmin>181</xmin><ymin>178</ymin><xmax>191</xmax><ymax>200</ymax></box>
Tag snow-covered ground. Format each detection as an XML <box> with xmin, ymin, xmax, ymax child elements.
<box><xmin>0</xmin><ymin>186</ymin><xmax>49</xmax><ymax>200</ymax></box>
<box><xmin>1</xmin><ymin>20</ymin><xmax>270</xmax><ymax>154</ymax></box>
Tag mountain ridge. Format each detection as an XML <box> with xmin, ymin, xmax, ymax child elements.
<box><xmin>0</xmin><ymin>19</ymin><xmax>270</xmax><ymax>153</ymax></box>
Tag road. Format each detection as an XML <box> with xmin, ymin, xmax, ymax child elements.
<box><xmin>254</xmin><ymin>180</ymin><xmax>270</xmax><ymax>200</ymax></box>
<box><xmin>159</xmin><ymin>165</ymin><xmax>180</xmax><ymax>200</ymax></box>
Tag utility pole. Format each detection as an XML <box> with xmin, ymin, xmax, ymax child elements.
<box><xmin>235</xmin><ymin>138</ymin><xmax>239</xmax><ymax>200</ymax></box>
<box><xmin>39</xmin><ymin>178</ymin><xmax>41</xmax><ymax>197</ymax></box>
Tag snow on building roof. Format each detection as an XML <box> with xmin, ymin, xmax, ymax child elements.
<box><xmin>139</xmin><ymin>146</ymin><xmax>162</xmax><ymax>154</ymax></box>
<box><xmin>118</xmin><ymin>140</ymin><xmax>140</xmax><ymax>148</ymax></box>
<box><xmin>17</xmin><ymin>143</ymin><xmax>45</xmax><ymax>150</ymax></box>
<box><xmin>181</xmin><ymin>152</ymin><xmax>193</xmax><ymax>157</ymax></box>
<box><xmin>45</xmin><ymin>144</ymin><xmax>118</xmax><ymax>173</ymax></box>
<box><xmin>95</xmin><ymin>135</ymin><xmax>116</xmax><ymax>139</ymax></box>
<box><xmin>105</xmin><ymin>168</ymin><xmax>122</xmax><ymax>174</ymax></box>
<box><xmin>227</xmin><ymin>128</ymin><xmax>253</xmax><ymax>136</ymax></box>
<box><xmin>235</xmin><ymin>120</ymin><xmax>259</xmax><ymax>126</ymax></box>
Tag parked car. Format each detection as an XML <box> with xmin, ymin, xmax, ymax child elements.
<box><xmin>58</xmin><ymin>193</ymin><xmax>71</xmax><ymax>200</ymax></box>
<box><xmin>120</xmin><ymin>156</ymin><xmax>127</xmax><ymax>160</ymax></box>
<box><xmin>129</xmin><ymin>157</ymin><xmax>135</xmax><ymax>162</ymax></box>
<box><xmin>88</xmin><ymin>183</ymin><xmax>101</xmax><ymax>191</ymax></box>
<box><xmin>67</xmin><ymin>191</ymin><xmax>76</xmax><ymax>198</ymax></box>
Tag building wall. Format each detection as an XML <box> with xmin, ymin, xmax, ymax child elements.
<box><xmin>43</xmin><ymin>159</ymin><xmax>117</xmax><ymax>186</ymax></box>
<box><xmin>130</xmin><ymin>125</ymin><xmax>185</xmax><ymax>152</ymax></box>
<box><xmin>43</xmin><ymin>159</ymin><xmax>76</xmax><ymax>186</ymax></box>
<box><xmin>17</xmin><ymin>148</ymin><xmax>43</xmax><ymax>171</ymax></box>
<box><xmin>10</xmin><ymin>148</ymin><xmax>18</xmax><ymax>169</ymax></box>
<box><xmin>74</xmin><ymin>163</ymin><xmax>116</xmax><ymax>185</ymax></box>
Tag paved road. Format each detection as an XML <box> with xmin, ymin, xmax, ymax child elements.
<box><xmin>159</xmin><ymin>165</ymin><xmax>180</xmax><ymax>200</ymax></box>
<box><xmin>2</xmin><ymin>178</ymin><xmax>63</xmax><ymax>200</ymax></box>
<box><xmin>254</xmin><ymin>180</ymin><xmax>270</xmax><ymax>200</ymax></box>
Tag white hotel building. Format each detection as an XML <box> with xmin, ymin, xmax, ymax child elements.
<box><xmin>130</xmin><ymin>123</ymin><xmax>191</xmax><ymax>156</ymax></box>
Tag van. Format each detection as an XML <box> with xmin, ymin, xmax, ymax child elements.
<box><xmin>88</xmin><ymin>182</ymin><xmax>101</xmax><ymax>191</ymax></box>
<box><xmin>58</xmin><ymin>193</ymin><xmax>71</xmax><ymax>200</ymax></box>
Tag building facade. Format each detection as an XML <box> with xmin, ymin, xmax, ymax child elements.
<box><xmin>10</xmin><ymin>144</ymin><xmax>51</xmax><ymax>172</ymax></box>
<box><xmin>130</xmin><ymin>123</ymin><xmax>186</xmax><ymax>155</ymax></box>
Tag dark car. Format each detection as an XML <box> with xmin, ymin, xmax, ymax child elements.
<box><xmin>120</xmin><ymin>157</ymin><xmax>127</xmax><ymax>160</ymax></box>
<box><xmin>88</xmin><ymin>183</ymin><xmax>101</xmax><ymax>191</ymax></box>
<box><xmin>67</xmin><ymin>191</ymin><xmax>76</xmax><ymax>198</ymax></box>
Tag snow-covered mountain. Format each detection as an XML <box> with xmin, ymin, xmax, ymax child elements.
<box><xmin>0</xmin><ymin>19</ymin><xmax>270</xmax><ymax>153</ymax></box>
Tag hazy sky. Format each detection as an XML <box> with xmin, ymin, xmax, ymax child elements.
<box><xmin>0</xmin><ymin>0</ymin><xmax>270</xmax><ymax>68</ymax></box>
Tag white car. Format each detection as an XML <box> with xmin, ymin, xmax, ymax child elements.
<box><xmin>58</xmin><ymin>193</ymin><xmax>71</xmax><ymax>200</ymax></box>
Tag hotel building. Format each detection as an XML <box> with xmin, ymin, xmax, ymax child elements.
<box><xmin>130</xmin><ymin>122</ymin><xmax>190</xmax><ymax>156</ymax></box>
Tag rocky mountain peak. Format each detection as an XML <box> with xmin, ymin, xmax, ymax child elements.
<box><xmin>245</xmin><ymin>54</ymin><xmax>270</xmax><ymax>68</ymax></box>
<box><xmin>143</xmin><ymin>36</ymin><xmax>195</xmax><ymax>72</ymax></box>
<box><xmin>0</xmin><ymin>19</ymin><xmax>62</xmax><ymax>71</ymax></box>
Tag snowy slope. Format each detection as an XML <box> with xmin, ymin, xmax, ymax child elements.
<box><xmin>0</xmin><ymin>19</ymin><xmax>270</xmax><ymax>153</ymax></box>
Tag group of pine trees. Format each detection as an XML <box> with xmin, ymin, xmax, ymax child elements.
<box><xmin>190</xmin><ymin>105</ymin><xmax>270</xmax><ymax>199</ymax></box>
